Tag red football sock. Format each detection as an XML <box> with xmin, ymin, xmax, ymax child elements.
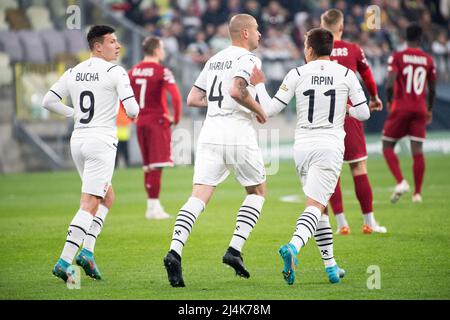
<box><xmin>413</xmin><ymin>153</ymin><xmax>425</xmax><ymax>195</ymax></box>
<box><xmin>383</xmin><ymin>148</ymin><xmax>403</xmax><ymax>183</ymax></box>
<box><xmin>353</xmin><ymin>174</ymin><xmax>373</xmax><ymax>214</ymax></box>
<box><xmin>145</xmin><ymin>169</ymin><xmax>162</xmax><ymax>199</ymax></box>
<box><xmin>329</xmin><ymin>178</ymin><xmax>344</xmax><ymax>215</ymax></box>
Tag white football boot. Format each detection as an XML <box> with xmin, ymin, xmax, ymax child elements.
<box><xmin>390</xmin><ymin>180</ymin><xmax>410</xmax><ymax>203</ymax></box>
<box><xmin>362</xmin><ymin>222</ymin><xmax>387</xmax><ymax>234</ymax></box>
<box><xmin>145</xmin><ymin>200</ymin><xmax>170</xmax><ymax>220</ymax></box>
<box><xmin>412</xmin><ymin>194</ymin><xmax>423</xmax><ymax>203</ymax></box>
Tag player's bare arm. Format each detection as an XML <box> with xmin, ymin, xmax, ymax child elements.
<box><xmin>251</xmin><ymin>66</ymin><xmax>289</xmax><ymax>117</ymax></box>
<box><xmin>229</xmin><ymin>76</ymin><xmax>267</xmax><ymax>123</ymax></box>
<box><xmin>249</xmin><ymin>65</ymin><xmax>265</xmax><ymax>86</ymax></box>
<box><xmin>187</xmin><ymin>86</ymin><xmax>208</xmax><ymax>108</ymax></box>
<box><xmin>426</xmin><ymin>78</ymin><xmax>436</xmax><ymax>124</ymax></box>
<box><xmin>386</xmin><ymin>72</ymin><xmax>396</xmax><ymax>112</ymax></box>
<box><xmin>368</xmin><ymin>95</ymin><xmax>383</xmax><ymax>112</ymax></box>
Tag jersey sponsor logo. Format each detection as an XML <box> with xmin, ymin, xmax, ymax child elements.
<box><xmin>311</xmin><ymin>76</ymin><xmax>333</xmax><ymax>85</ymax></box>
<box><xmin>331</xmin><ymin>47</ymin><xmax>348</xmax><ymax>57</ymax></box>
<box><xmin>402</xmin><ymin>54</ymin><xmax>427</xmax><ymax>66</ymax></box>
<box><xmin>208</xmin><ymin>60</ymin><xmax>232</xmax><ymax>71</ymax></box>
<box><xmin>75</xmin><ymin>72</ymin><xmax>99</xmax><ymax>81</ymax></box>
<box><xmin>132</xmin><ymin>68</ymin><xmax>154</xmax><ymax>77</ymax></box>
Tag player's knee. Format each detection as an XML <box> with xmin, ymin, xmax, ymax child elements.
<box><xmin>350</xmin><ymin>161</ymin><xmax>367</xmax><ymax>176</ymax></box>
<box><xmin>80</xmin><ymin>194</ymin><xmax>101</xmax><ymax>215</ymax></box>
<box><xmin>102</xmin><ymin>187</ymin><xmax>115</xmax><ymax>209</ymax></box>
<box><xmin>410</xmin><ymin>141</ymin><xmax>423</xmax><ymax>155</ymax></box>
<box><xmin>246</xmin><ymin>184</ymin><xmax>266</xmax><ymax>198</ymax></box>
<box><xmin>382</xmin><ymin>140</ymin><xmax>395</xmax><ymax>150</ymax></box>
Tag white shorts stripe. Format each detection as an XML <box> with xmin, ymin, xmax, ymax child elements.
<box><xmin>344</xmin><ymin>155</ymin><xmax>368</xmax><ymax>164</ymax></box>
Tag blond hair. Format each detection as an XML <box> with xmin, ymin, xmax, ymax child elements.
<box><xmin>321</xmin><ymin>9</ymin><xmax>344</xmax><ymax>31</ymax></box>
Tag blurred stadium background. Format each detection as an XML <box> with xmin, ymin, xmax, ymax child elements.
<box><xmin>0</xmin><ymin>0</ymin><xmax>449</xmax><ymax>173</ymax></box>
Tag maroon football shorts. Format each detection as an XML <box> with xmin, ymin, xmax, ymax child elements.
<box><xmin>382</xmin><ymin>108</ymin><xmax>427</xmax><ymax>142</ymax></box>
<box><xmin>136</xmin><ymin>117</ymin><xmax>173</xmax><ymax>168</ymax></box>
<box><xmin>343</xmin><ymin>117</ymin><xmax>368</xmax><ymax>163</ymax></box>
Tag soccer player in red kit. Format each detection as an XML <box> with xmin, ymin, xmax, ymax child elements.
<box><xmin>383</xmin><ymin>23</ymin><xmax>436</xmax><ymax>204</ymax></box>
<box><xmin>321</xmin><ymin>9</ymin><xmax>386</xmax><ymax>235</ymax></box>
<box><xmin>129</xmin><ymin>36</ymin><xmax>182</xmax><ymax>219</ymax></box>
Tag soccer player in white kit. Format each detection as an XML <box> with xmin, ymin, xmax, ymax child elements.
<box><xmin>163</xmin><ymin>14</ymin><xmax>268</xmax><ymax>287</ymax></box>
<box><xmin>251</xmin><ymin>28</ymin><xmax>370</xmax><ymax>285</ymax></box>
<box><xmin>42</xmin><ymin>25</ymin><xmax>139</xmax><ymax>282</ymax></box>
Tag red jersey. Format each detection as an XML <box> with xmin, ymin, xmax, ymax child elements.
<box><xmin>330</xmin><ymin>40</ymin><xmax>377</xmax><ymax>98</ymax></box>
<box><xmin>388</xmin><ymin>47</ymin><xmax>436</xmax><ymax>112</ymax></box>
<box><xmin>128</xmin><ymin>61</ymin><xmax>182</xmax><ymax>123</ymax></box>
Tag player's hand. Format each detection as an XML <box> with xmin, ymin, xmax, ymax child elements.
<box><xmin>369</xmin><ymin>96</ymin><xmax>383</xmax><ymax>112</ymax></box>
<box><xmin>256</xmin><ymin>110</ymin><xmax>268</xmax><ymax>124</ymax></box>
<box><xmin>346</xmin><ymin>103</ymin><xmax>351</xmax><ymax>115</ymax></box>
<box><xmin>250</xmin><ymin>66</ymin><xmax>265</xmax><ymax>86</ymax></box>
<box><xmin>426</xmin><ymin>110</ymin><xmax>432</xmax><ymax>124</ymax></box>
<box><xmin>164</xmin><ymin>113</ymin><xmax>175</xmax><ymax>125</ymax></box>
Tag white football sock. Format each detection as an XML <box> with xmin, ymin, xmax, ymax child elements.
<box><xmin>290</xmin><ymin>206</ymin><xmax>321</xmax><ymax>253</ymax></box>
<box><xmin>314</xmin><ymin>214</ymin><xmax>337</xmax><ymax>267</ymax></box>
<box><xmin>335</xmin><ymin>212</ymin><xmax>349</xmax><ymax>229</ymax></box>
<box><xmin>82</xmin><ymin>204</ymin><xmax>109</xmax><ymax>253</ymax></box>
<box><xmin>363</xmin><ymin>212</ymin><xmax>376</xmax><ymax>226</ymax></box>
<box><xmin>229</xmin><ymin>194</ymin><xmax>265</xmax><ymax>252</ymax></box>
<box><xmin>60</xmin><ymin>209</ymin><xmax>93</xmax><ymax>264</ymax></box>
<box><xmin>169</xmin><ymin>197</ymin><xmax>205</xmax><ymax>257</ymax></box>
<box><xmin>147</xmin><ymin>198</ymin><xmax>160</xmax><ymax>211</ymax></box>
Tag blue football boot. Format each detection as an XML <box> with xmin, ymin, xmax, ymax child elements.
<box><xmin>325</xmin><ymin>264</ymin><xmax>346</xmax><ymax>284</ymax></box>
<box><xmin>75</xmin><ymin>248</ymin><xmax>102</xmax><ymax>280</ymax></box>
<box><xmin>278</xmin><ymin>243</ymin><xmax>298</xmax><ymax>285</ymax></box>
<box><xmin>52</xmin><ymin>258</ymin><xmax>70</xmax><ymax>282</ymax></box>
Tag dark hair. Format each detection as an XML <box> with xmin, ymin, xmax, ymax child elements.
<box><xmin>142</xmin><ymin>36</ymin><xmax>161</xmax><ymax>56</ymax></box>
<box><xmin>406</xmin><ymin>23</ymin><xmax>422</xmax><ymax>43</ymax></box>
<box><xmin>87</xmin><ymin>25</ymin><xmax>115</xmax><ymax>50</ymax></box>
<box><xmin>306</xmin><ymin>28</ymin><xmax>334</xmax><ymax>57</ymax></box>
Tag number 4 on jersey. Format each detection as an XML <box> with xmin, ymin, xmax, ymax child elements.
<box><xmin>208</xmin><ymin>75</ymin><xmax>224</xmax><ymax>108</ymax></box>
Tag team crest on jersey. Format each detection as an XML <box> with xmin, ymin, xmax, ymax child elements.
<box><xmin>280</xmin><ymin>83</ymin><xmax>289</xmax><ymax>91</ymax></box>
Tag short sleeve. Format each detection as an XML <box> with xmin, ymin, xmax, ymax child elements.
<box><xmin>49</xmin><ymin>69</ymin><xmax>70</xmax><ymax>99</ymax></box>
<box><xmin>110</xmin><ymin>65</ymin><xmax>136</xmax><ymax>102</ymax></box>
<box><xmin>273</xmin><ymin>68</ymin><xmax>298</xmax><ymax>106</ymax></box>
<box><xmin>233</xmin><ymin>54</ymin><xmax>261</xmax><ymax>85</ymax></box>
<box><xmin>346</xmin><ymin>69</ymin><xmax>367</xmax><ymax>106</ymax></box>
<box><xmin>193</xmin><ymin>63</ymin><xmax>208</xmax><ymax>92</ymax></box>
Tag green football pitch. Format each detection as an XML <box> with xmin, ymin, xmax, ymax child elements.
<box><xmin>1</xmin><ymin>155</ymin><xmax>449</xmax><ymax>300</ymax></box>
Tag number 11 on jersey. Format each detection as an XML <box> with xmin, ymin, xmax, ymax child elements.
<box><xmin>303</xmin><ymin>89</ymin><xmax>336</xmax><ymax>123</ymax></box>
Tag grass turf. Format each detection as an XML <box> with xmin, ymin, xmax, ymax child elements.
<box><xmin>0</xmin><ymin>155</ymin><xmax>449</xmax><ymax>299</ymax></box>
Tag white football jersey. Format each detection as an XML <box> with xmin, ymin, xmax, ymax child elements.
<box><xmin>194</xmin><ymin>46</ymin><xmax>262</xmax><ymax>145</ymax></box>
<box><xmin>49</xmin><ymin>57</ymin><xmax>135</xmax><ymax>144</ymax></box>
<box><xmin>274</xmin><ymin>60</ymin><xmax>367</xmax><ymax>146</ymax></box>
